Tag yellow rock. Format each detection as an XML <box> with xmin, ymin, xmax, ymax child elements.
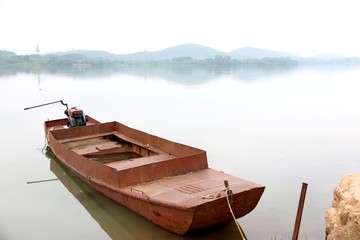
<box><xmin>325</xmin><ymin>173</ymin><xmax>360</xmax><ymax>240</ymax></box>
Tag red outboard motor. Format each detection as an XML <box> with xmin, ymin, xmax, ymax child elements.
<box><xmin>24</xmin><ymin>100</ymin><xmax>87</xmax><ymax>128</ymax></box>
<box><xmin>64</xmin><ymin>106</ymin><xmax>87</xmax><ymax>127</ymax></box>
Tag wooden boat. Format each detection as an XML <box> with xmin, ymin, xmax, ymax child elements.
<box><xmin>44</xmin><ymin>115</ymin><xmax>265</xmax><ymax>235</ymax></box>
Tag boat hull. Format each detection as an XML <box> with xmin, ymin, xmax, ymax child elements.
<box><xmin>44</xmin><ymin>117</ymin><xmax>265</xmax><ymax>235</ymax></box>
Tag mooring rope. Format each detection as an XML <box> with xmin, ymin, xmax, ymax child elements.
<box><xmin>225</xmin><ymin>187</ymin><xmax>247</xmax><ymax>240</ymax></box>
<box><xmin>202</xmin><ymin>186</ymin><xmax>247</xmax><ymax>240</ymax></box>
<box><xmin>201</xmin><ymin>188</ymin><xmax>226</xmax><ymax>199</ymax></box>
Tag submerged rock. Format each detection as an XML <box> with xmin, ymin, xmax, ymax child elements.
<box><xmin>325</xmin><ymin>173</ymin><xmax>360</xmax><ymax>240</ymax></box>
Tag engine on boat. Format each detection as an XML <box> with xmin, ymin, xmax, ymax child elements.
<box><xmin>64</xmin><ymin>107</ymin><xmax>87</xmax><ymax>127</ymax></box>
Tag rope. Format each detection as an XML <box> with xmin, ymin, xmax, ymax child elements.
<box><xmin>201</xmin><ymin>188</ymin><xmax>226</xmax><ymax>199</ymax></box>
<box><xmin>202</xmin><ymin>186</ymin><xmax>247</xmax><ymax>239</ymax></box>
<box><xmin>225</xmin><ymin>187</ymin><xmax>247</xmax><ymax>240</ymax></box>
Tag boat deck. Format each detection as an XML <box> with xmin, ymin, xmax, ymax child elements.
<box><xmin>122</xmin><ymin>168</ymin><xmax>257</xmax><ymax>207</ymax></box>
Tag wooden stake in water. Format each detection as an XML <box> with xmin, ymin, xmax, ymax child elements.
<box><xmin>292</xmin><ymin>182</ymin><xmax>308</xmax><ymax>240</ymax></box>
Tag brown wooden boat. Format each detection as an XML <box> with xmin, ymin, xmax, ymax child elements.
<box><xmin>44</xmin><ymin>115</ymin><xmax>265</xmax><ymax>235</ymax></box>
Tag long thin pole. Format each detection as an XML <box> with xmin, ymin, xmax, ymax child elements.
<box><xmin>292</xmin><ymin>182</ymin><xmax>308</xmax><ymax>240</ymax></box>
<box><xmin>27</xmin><ymin>178</ymin><xmax>58</xmax><ymax>184</ymax></box>
<box><xmin>24</xmin><ymin>100</ymin><xmax>67</xmax><ymax>110</ymax></box>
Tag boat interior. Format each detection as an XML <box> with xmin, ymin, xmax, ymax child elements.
<box><xmin>59</xmin><ymin>131</ymin><xmax>171</xmax><ymax>164</ymax></box>
<box><xmin>48</xmin><ymin>121</ymin><xmax>209</xmax><ymax>186</ymax></box>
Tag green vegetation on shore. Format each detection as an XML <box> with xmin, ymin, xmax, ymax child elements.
<box><xmin>0</xmin><ymin>52</ymin><xmax>299</xmax><ymax>70</ymax></box>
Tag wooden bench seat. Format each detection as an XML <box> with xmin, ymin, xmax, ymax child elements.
<box><xmin>105</xmin><ymin>154</ymin><xmax>176</xmax><ymax>171</ymax></box>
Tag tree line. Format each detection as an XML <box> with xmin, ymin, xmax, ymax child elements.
<box><xmin>0</xmin><ymin>52</ymin><xmax>300</xmax><ymax>70</ymax></box>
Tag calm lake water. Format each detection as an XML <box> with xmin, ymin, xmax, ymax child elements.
<box><xmin>1</xmin><ymin>66</ymin><xmax>359</xmax><ymax>240</ymax></box>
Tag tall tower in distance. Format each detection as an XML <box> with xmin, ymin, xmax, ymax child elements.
<box><xmin>36</xmin><ymin>44</ymin><xmax>40</xmax><ymax>54</ymax></box>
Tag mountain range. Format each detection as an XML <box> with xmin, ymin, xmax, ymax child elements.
<box><xmin>1</xmin><ymin>44</ymin><xmax>356</xmax><ymax>61</ymax></box>
<box><xmin>51</xmin><ymin>44</ymin><xmax>306</xmax><ymax>61</ymax></box>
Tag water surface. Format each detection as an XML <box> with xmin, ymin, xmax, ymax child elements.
<box><xmin>1</xmin><ymin>67</ymin><xmax>359</xmax><ymax>239</ymax></box>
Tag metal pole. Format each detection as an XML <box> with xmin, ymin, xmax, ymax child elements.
<box><xmin>292</xmin><ymin>182</ymin><xmax>308</xmax><ymax>240</ymax></box>
<box><xmin>24</xmin><ymin>100</ymin><xmax>67</xmax><ymax>110</ymax></box>
<box><xmin>27</xmin><ymin>178</ymin><xmax>58</xmax><ymax>184</ymax></box>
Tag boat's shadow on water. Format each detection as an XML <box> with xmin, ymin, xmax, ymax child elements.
<box><xmin>46</xmin><ymin>150</ymin><xmax>242</xmax><ymax>240</ymax></box>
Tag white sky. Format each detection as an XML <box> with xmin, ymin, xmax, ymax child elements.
<box><xmin>0</xmin><ymin>0</ymin><xmax>359</xmax><ymax>57</ymax></box>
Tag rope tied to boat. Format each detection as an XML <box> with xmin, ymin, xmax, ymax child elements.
<box><xmin>201</xmin><ymin>186</ymin><xmax>231</xmax><ymax>199</ymax></box>
<box><xmin>202</xmin><ymin>180</ymin><xmax>247</xmax><ymax>240</ymax></box>
<box><xmin>224</xmin><ymin>183</ymin><xmax>247</xmax><ymax>240</ymax></box>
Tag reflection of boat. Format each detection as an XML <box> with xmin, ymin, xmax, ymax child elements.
<box><xmin>47</xmin><ymin>151</ymin><xmax>246</xmax><ymax>240</ymax></box>
<box><xmin>44</xmin><ymin>116</ymin><xmax>265</xmax><ymax>235</ymax></box>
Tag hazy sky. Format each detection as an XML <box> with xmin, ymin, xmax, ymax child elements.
<box><xmin>1</xmin><ymin>0</ymin><xmax>359</xmax><ymax>57</ymax></box>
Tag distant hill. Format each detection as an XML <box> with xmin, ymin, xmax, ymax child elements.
<box><xmin>0</xmin><ymin>50</ymin><xmax>16</xmax><ymax>57</ymax></box>
<box><xmin>311</xmin><ymin>53</ymin><xmax>348</xmax><ymax>60</ymax></box>
<box><xmin>52</xmin><ymin>50</ymin><xmax>119</xmax><ymax>60</ymax></box>
<box><xmin>119</xmin><ymin>44</ymin><xmax>224</xmax><ymax>61</ymax></box>
<box><xmin>231</xmin><ymin>47</ymin><xmax>302</xmax><ymax>60</ymax></box>
<box><xmin>118</xmin><ymin>44</ymin><xmax>306</xmax><ymax>61</ymax></box>
<box><xmin>120</xmin><ymin>44</ymin><xmax>303</xmax><ymax>61</ymax></box>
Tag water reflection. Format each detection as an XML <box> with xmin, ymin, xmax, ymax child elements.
<box><xmin>46</xmin><ymin>150</ymin><xmax>244</xmax><ymax>240</ymax></box>
<box><xmin>0</xmin><ymin>65</ymin><xmax>297</xmax><ymax>85</ymax></box>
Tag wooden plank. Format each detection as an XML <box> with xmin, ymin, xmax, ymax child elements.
<box><xmin>71</xmin><ymin>139</ymin><xmax>122</xmax><ymax>156</ymax></box>
<box><xmin>60</xmin><ymin>131</ymin><xmax>167</xmax><ymax>155</ymax></box>
<box><xmin>59</xmin><ymin>132</ymin><xmax>113</xmax><ymax>143</ymax></box>
<box><xmin>105</xmin><ymin>154</ymin><xmax>176</xmax><ymax>170</ymax></box>
<box><xmin>112</xmin><ymin>132</ymin><xmax>169</xmax><ymax>155</ymax></box>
